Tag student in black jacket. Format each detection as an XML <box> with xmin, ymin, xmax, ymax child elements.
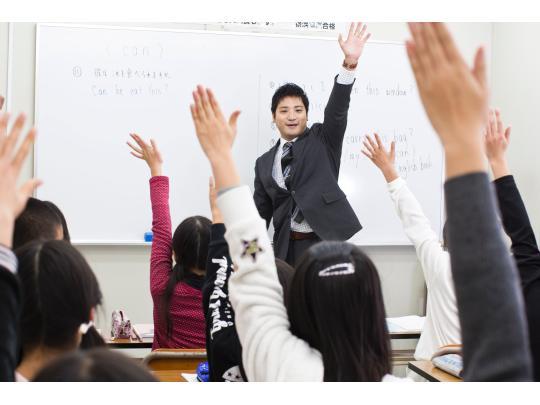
<box><xmin>484</xmin><ymin>108</ymin><xmax>540</xmax><ymax>381</ymax></box>
<box><xmin>202</xmin><ymin>178</ymin><xmax>293</xmax><ymax>382</ymax></box>
<box><xmin>0</xmin><ymin>112</ymin><xmax>41</xmax><ymax>381</ymax></box>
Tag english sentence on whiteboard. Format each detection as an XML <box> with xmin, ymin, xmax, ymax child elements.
<box><xmin>268</xmin><ymin>80</ymin><xmax>414</xmax><ymax>98</ymax></box>
<box><xmin>90</xmin><ymin>83</ymin><xmax>169</xmax><ymax>97</ymax></box>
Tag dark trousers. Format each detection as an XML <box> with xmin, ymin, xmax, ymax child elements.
<box><xmin>285</xmin><ymin>236</ymin><xmax>321</xmax><ymax>267</ymax></box>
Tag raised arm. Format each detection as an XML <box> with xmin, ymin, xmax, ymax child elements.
<box><xmin>127</xmin><ymin>134</ymin><xmax>171</xmax><ymax>295</ymax></box>
<box><xmin>407</xmin><ymin>22</ymin><xmax>532</xmax><ymax>381</ymax></box>
<box><xmin>320</xmin><ymin>23</ymin><xmax>370</xmax><ymax>160</ymax></box>
<box><xmin>362</xmin><ymin>133</ymin><xmax>449</xmax><ymax>287</ymax></box>
<box><xmin>190</xmin><ymin>86</ymin><xmax>323</xmax><ymax>381</ymax></box>
<box><xmin>484</xmin><ymin>108</ymin><xmax>540</xmax><ymax>275</ymax></box>
<box><xmin>0</xmin><ymin>112</ymin><xmax>41</xmax><ymax>381</ymax></box>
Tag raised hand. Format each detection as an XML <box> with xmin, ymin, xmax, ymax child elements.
<box><xmin>127</xmin><ymin>133</ymin><xmax>163</xmax><ymax>177</ymax></box>
<box><xmin>0</xmin><ymin>112</ymin><xmax>42</xmax><ymax>247</ymax></box>
<box><xmin>406</xmin><ymin>22</ymin><xmax>488</xmax><ymax>178</ymax></box>
<box><xmin>190</xmin><ymin>86</ymin><xmax>241</xmax><ymax>191</ymax></box>
<box><xmin>208</xmin><ymin>176</ymin><xmax>223</xmax><ymax>224</ymax></box>
<box><xmin>338</xmin><ymin>22</ymin><xmax>371</xmax><ymax>66</ymax></box>
<box><xmin>362</xmin><ymin>133</ymin><xmax>398</xmax><ymax>182</ymax></box>
<box><xmin>190</xmin><ymin>85</ymin><xmax>241</xmax><ymax>160</ymax></box>
<box><xmin>484</xmin><ymin>108</ymin><xmax>511</xmax><ymax>179</ymax></box>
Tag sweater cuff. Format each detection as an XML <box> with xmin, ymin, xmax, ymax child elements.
<box><xmin>387</xmin><ymin>176</ymin><xmax>405</xmax><ymax>193</ymax></box>
<box><xmin>217</xmin><ymin>185</ymin><xmax>260</xmax><ymax>228</ymax></box>
<box><xmin>0</xmin><ymin>245</ymin><xmax>17</xmax><ymax>274</ymax></box>
<box><xmin>211</xmin><ymin>223</ymin><xmax>226</xmax><ymax>241</ymax></box>
<box><xmin>493</xmin><ymin>174</ymin><xmax>515</xmax><ymax>187</ymax></box>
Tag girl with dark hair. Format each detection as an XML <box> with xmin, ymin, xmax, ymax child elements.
<box><xmin>32</xmin><ymin>348</ymin><xmax>157</xmax><ymax>382</ymax></box>
<box><xmin>128</xmin><ymin>134</ymin><xmax>208</xmax><ymax>349</ymax></box>
<box><xmin>42</xmin><ymin>200</ymin><xmax>71</xmax><ymax>242</ymax></box>
<box><xmin>15</xmin><ymin>240</ymin><xmax>104</xmax><ymax>381</ymax></box>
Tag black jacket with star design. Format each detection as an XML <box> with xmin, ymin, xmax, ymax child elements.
<box><xmin>202</xmin><ymin>223</ymin><xmax>247</xmax><ymax>382</ymax></box>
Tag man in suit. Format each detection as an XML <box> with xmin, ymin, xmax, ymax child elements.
<box><xmin>253</xmin><ymin>23</ymin><xmax>370</xmax><ymax>266</ymax></box>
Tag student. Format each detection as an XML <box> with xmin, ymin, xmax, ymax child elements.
<box><xmin>43</xmin><ymin>200</ymin><xmax>71</xmax><ymax>242</ymax></box>
<box><xmin>253</xmin><ymin>23</ymin><xmax>369</xmax><ymax>265</ymax></box>
<box><xmin>406</xmin><ymin>22</ymin><xmax>532</xmax><ymax>381</ymax></box>
<box><xmin>203</xmin><ymin>177</ymin><xmax>294</xmax><ymax>382</ymax></box>
<box><xmin>15</xmin><ymin>240</ymin><xmax>104</xmax><ymax>381</ymax></box>
<box><xmin>484</xmin><ymin>108</ymin><xmax>540</xmax><ymax>380</ymax></box>
<box><xmin>362</xmin><ymin>133</ymin><xmax>460</xmax><ymax>362</ymax></box>
<box><xmin>0</xmin><ymin>112</ymin><xmax>40</xmax><ymax>382</ymax></box>
<box><xmin>127</xmin><ymin>134</ymin><xmax>207</xmax><ymax>349</ymax></box>
<box><xmin>190</xmin><ymin>86</ymin><xmax>401</xmax><ymax>382</ymax></box>
<box><xmin>32</xmin><ymin>348</ymin><xmax>157</xmax><ymax>382</ymax></box>
<box><xmin>13</xmin><ymin>197</ymin><xmax>65</xmax><ymax>249</ymax></box>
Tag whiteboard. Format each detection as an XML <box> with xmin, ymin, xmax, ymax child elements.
<box><xmin>34</xmin><ymin>24</ymin><xmax>444</xmax><ymax>245</ymax></box>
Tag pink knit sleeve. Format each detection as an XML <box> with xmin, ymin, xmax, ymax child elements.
<box><xmin>149</xmin><ymin>176</ymin><xmax>173</xmax><ymax>295</ymax></box>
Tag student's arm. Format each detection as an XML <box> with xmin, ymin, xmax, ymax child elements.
<box><xmin>253</xmin><ymin>161</ymin><xmax>273</xmax><ymax>229</ymax></box>
<box><xmin>0</xmin><ymin>112</ymin><xmax>40</xmax><ymax>382</ymax></box>
<box><xmin>407</xmin><ymin>22</ymin><xmax>532</xmax><ymax>381</ymax></box>
<box><xmin>190</xmin><ymin>86</ymin><xmax>324</xmax><ymax>381</ymax></box>
<box><xmin>484</xmin><ymin>109</ymin><xmax>540</xmax><ymax>286</ymax></box>
<box><xmin>320</xmin><ymin>23</ymin><xmax>370</xmax><ymax>161</ymax></box>
<box><xmin>127</xmin><ymin>134</ymin><xmax>172</xmax><ymax>294</ymax></box>
<box><xmin>362</xmin><ymin>134</ymin><xmax>449</xmax><ymax>288</ymax></box>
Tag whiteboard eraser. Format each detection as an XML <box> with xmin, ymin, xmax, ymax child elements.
<box><xmin>144</xmin><ymin>231</ymin><xmax>153</xmax><ymax>242</ymax></box>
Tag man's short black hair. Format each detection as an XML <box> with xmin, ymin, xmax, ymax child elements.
<box><xmin>13</xmin><ymin>197</ymin><xmax>63</xmax><ymax>250</ymax></box>
<box><xmin>271</xmin><ymin>83</ymin><xmax>309</xmax><ymax>115</ymax></box>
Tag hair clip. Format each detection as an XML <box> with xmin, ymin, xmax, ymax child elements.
<box><xmin>318</xmin><ymin>262</ymin><xmax>355</xmax><ymax>277</ymax></box>
<box><xmin>79</xmin><ymin>320</ymin><xmax>94</xmax><ymax>335</ymax></box>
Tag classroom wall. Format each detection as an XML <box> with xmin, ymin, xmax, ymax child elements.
<box><xmin>491</xmin><ymin>23</ymin><xmax>540</xmax><ymax>242</ymax></box>
<box><xmin>0</xmin><ymin>22</ymin><xmax>493</xmax><ymax>335</ymax></box>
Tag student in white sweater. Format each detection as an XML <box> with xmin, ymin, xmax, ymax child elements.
<box><xmin>189</xmin><ymin>85</ymin><xmax>406</xmax><ymax>382</ymax></box>
<box><xmin>362</xmin><ymin>133</ymin><xmax>461</xmax><ymax>361</ymax></box>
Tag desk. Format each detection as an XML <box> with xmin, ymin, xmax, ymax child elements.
<box><xmin>105</xmin><ymin>337</ymin><xmax>153</xmax><ymax>349</ymax></box>
<box><xmin>105</xmin><ymin>331</ymin><xmax>420</xmax><ymax>349</ymax></box>
<box><xmin>408</xmin><ymin>361</ymin><xmax>462</xmax><ymax>382</ymax></box>
<box><xmin>153</xmin><ymin>369</ymin><xmax>195</xmax><ymax>382</ymax></box>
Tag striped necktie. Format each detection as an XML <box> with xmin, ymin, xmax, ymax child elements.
<box><xmin>281</xmin><ymin>141</ymin><xmax>304</xmax><ymax>224</ymax></box>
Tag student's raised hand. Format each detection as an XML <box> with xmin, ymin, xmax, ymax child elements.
<box><xmin>127</xmin><ymin>133</ymin><xmax>163</xmax><ymax>177</ymax></box>
<box><xmin>406</xmin><ymin>22</ymin><xmax>488</xmax><ymax>178</ymax></box>
<box><xmin>362</xmin><ymin>133</ymin><xmax>398</xmax><ymax>182</ymax></box>
<box><xmin>190</xmin><ymin>86</ymin><xmax>241</xmax><ymax>191</ymax></box>
<box><xmin>208</xmin><ymin>176</ymin><xmax>223</xmax><ymax>224</ymax></box>
<box><xmin>484</xmin><ymin>108</ymin><xmax>511</xmax><ymax>179</ymax></box>
<box><xmin>0</xmin><ymin>112</ymin><xmax>42</xmax><ymax>248</ymax></box>
<box><xmin>338</xmin><ymin>22</ymin><xmax>371</xmax><ymax>67</ymax></box>
<box><xmin>190</xmin><ymin>85</ymin><xmax>241</xmax><ymax>160</ymax></box>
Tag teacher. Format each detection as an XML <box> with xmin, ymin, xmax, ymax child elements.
<box><xmin>253</xmin><ymin>23</ymin><xmax>369</xmax><ymax>266</ymax></box>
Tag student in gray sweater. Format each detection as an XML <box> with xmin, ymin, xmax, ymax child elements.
<box><xmin>406</xmin><ymin>22</ymin><xmax>532</xmax><ymax>381</ymax></box>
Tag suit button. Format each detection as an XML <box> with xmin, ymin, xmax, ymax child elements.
<box><xmin>291</xmin><ymin>191</ymin><xmax>296</xmax><ymax>196</ymax></box>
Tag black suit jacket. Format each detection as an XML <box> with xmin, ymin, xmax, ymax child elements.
<box><xmin>0</xmin><ymin>265</ymin><xmax>20</xmax><ymax>382</ymax></box>
<box><xmin>253</xmin><ymin>76</ymin><xmax>362</xmax><ymax>260</ymax></box>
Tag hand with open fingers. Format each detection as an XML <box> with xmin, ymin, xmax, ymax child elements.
<box><xmin>362</xmin><ymin>133</ymin><xmax>398</xmax><ymax>182</ymax></box>
<box><xmin>406</xmin><ymin>22</ymin><xmax>488</xmax><ymax>149</ymax></box>
<box><xmin>208</xmin><ymin>176</ymin><xmax>223</xmax><ymax>224</ymax></box>
<box><xmin>127</xmin><ymin>133</ymin><xmax>163</xmax><ymax>177</ymax></box>
<box><xmin>338</xmin><ymin>22</ymin><xmax>371</xmax><ymax>65</ymax></box>
<box><xmin>0</xmin><ymin>112</ymin><xmax>42</xmax><ymax>247</ymax></box>
<box><xmin>484</xmin><ymin>108</ymin><xmax>511</xmax><ymax>163</ymax></box>
<box><xmin>190</xmin><ymin>85</ymin><xmax>241</xmax><ymax>161</ymax></box>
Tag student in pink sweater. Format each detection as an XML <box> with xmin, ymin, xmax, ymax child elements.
<box><xmin>128</xmin><ymin>134</ymin><xmax>208</xmax><ymax>349</ymax></box>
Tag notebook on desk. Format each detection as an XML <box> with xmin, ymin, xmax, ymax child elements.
<box><xmin>386</xmin><ymin>316</ymin><xmax>425</xmax><ymax>333</ymax></box>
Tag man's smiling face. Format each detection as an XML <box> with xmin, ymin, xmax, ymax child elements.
<box><xmin>273</xmin><ymin>96</ymin><xmax>308</xmax><ymax>141</ymax></box>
